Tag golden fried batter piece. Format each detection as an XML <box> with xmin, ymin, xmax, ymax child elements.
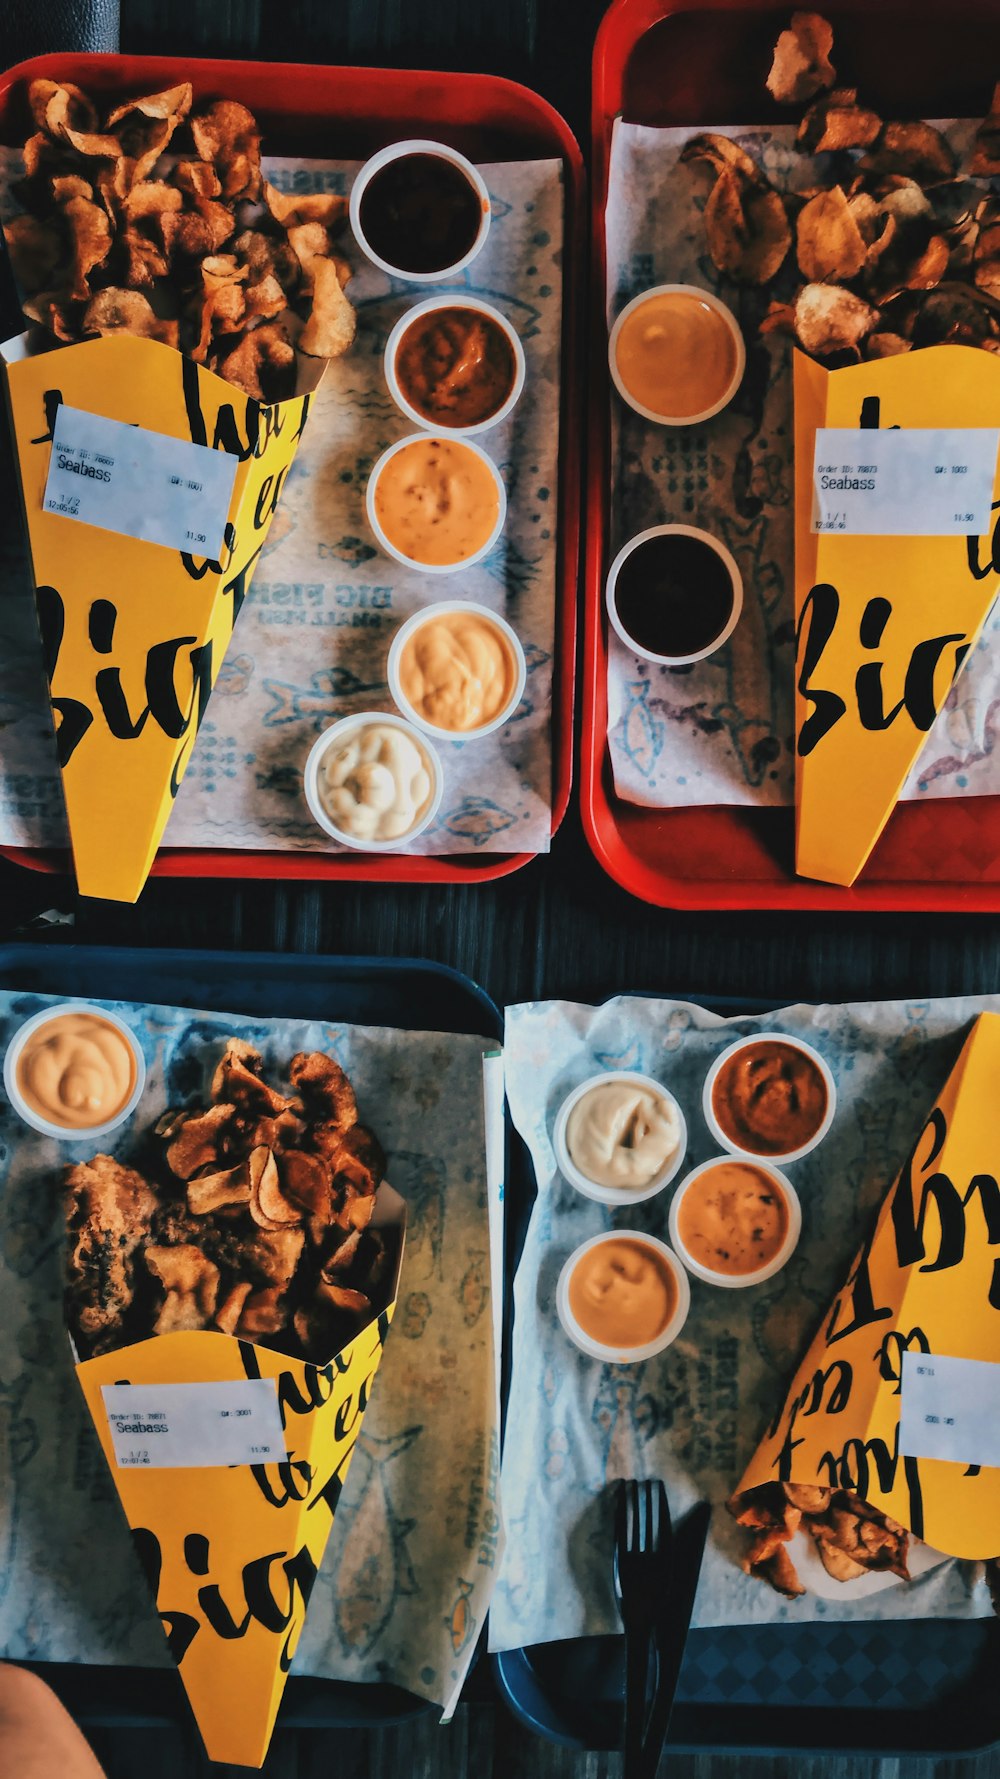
<box><xmin>65</xmin><ymin>1156</ymin><xmax>158</xmax><ymax>1348</ymax></box>
<box><xmin>291</xmin><ymin>1050</ymin><xmax>358</xmax><ymax>1134</ymax></box>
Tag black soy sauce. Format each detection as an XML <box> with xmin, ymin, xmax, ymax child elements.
<box><xmin>612</xmin><ymin>532</ymin><xmax>735</xmax><ymax>660</ymax></box>
<box><xmin>359</xmin><ymin>153</ymin><xmax>484</xmax><ymax>274</ymax></box>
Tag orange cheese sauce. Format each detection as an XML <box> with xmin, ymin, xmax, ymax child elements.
<box><xmin>16</xmin><ymin>1011</ymin><xmax>137</xmax><ymax>1129</ymax></box>
<box><xmin>397</xmin><ymin>609</ymin><xmax>518</xmax><ymax>732</ymax></box>
<box><xmin>712</xmin><ymin>1040</ymin><xmax>828</xmax><ymax>1156</ymax></box>
<box><xmin>614</xmin><ymin>290</ymin><xmax>739</xmax><ymax>419</ymax></box>
<box><xmin>567</xmin><ymin>1238</ymin><xmax>677</xmax><ymax>1349</ymax></box>
<box><xmin>677</xmin><ymin>1161</ymin><xmax>789</xmax><ymax>1276</ymax></box>
<box><xmin>373</xmin><ymin>437</ymin><xmax>500</xmax><ymax>567</ymax></box>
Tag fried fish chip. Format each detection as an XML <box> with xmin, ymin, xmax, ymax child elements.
<box><xmin>796</xmin><ymin>186</ymin><xmax>866</xmax><ymax>282</ymax></box>
<box><xmin>766</xmin><ymin>11</ymin><xmax>836</xmax><ymax>106</ymax></box>
<box><xmin>705</xmin><ymin>165</ymin><xmax>792</xmax><ymax>284</ymax></box>
<box><xmin>971</xmin><ymin>83</ymin><xmax>1000</xmax><ymax>176</ymax></box>
<box><xmin>797</xmin><ymin>88</ymin><xmax>881</xmax><ymax>154</ymax></box>
<box><xmin>862</xmin><ymin>121</ymin><xmax>958</xmax><ymax>186</ymax></box>
<box><xmin>191</xmin><ymin>98</ymin><xmax>261</xmax><ymax>200</ymax></box>
<box><xmin>793</xmin><ymin>281</ymin><xmax>876</xmax><ymax>354</ymax></box>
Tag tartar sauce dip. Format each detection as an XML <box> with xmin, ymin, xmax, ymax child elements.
<box><xmin>15</xmin><ymin>1009</ymin><xmax>137</xmax><ymax>1130</ymax></box>
<box><xmin>396</xmin><ymin>607</ymin><xmax>519</xmax><ymax>733</ymax></box>
<box><xmin>317</xmin><ymin>720</ymin><xmax>436</xmax><ymax>844</ymax></box>
<box><xmin>567</xmin><ymin>1236</ymin><xmax>677</xmax><ymax>1349</ymax></box>
<box><xmin>565</xmin><ymin>1077</ymin><xmax>681</xmax><ymax>1191</ymax></box>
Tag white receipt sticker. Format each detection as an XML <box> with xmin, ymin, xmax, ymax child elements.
<box><xmin>102</xmin><ymin>1379</ymin><xmax>286</xmax><ymax>1470</ymax></box>
<box><xmin>899</xmin><ymin>1350</ymin><xmax>1000</xmax><ymax>1468</ymax></box>
<box><xmin>812</xmin><ymin>426</ymin><xmax>1000</xmax><ymax>536</ymax></box>
<box><xmin>43</xmin><ymin>404</ymin><xmax>239</xmax><ymax>556</ymax></box>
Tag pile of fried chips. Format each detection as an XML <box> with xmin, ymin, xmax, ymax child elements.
<box><xmin>728</xmin><ymin>1481</ymin><xmax>910</xmax><ymax>1597</ymax></box>
<box><xmin>681</xmin><ymin>11</ymin><xmax>1000</xmax><ymax>361</ymax></box>
<box><xmin>65</xmin><ymin>1038</ymin><xmax>393</xmax><ymax>1363</ymax></box>
<box><xmin>4</xmin><ymin>78</ymin><xmax>356</xmax><ymax>399</ymax></box>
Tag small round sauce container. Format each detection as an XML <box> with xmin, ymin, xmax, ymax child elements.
<box><xmin>606</xmin><ymin>524</ymin><xmax>742</xmax><ymax>666</ymax></box>
<box><xmin>388</xmin><ymin>602</ymin><xmax>527</xmax><ymax>740</ymax></box>
<box><xmin>3</xmin><ymin>1002</ymin><xmax>146</xmax><ymax>1141</ymax></box>
<box><xmin>704</xmin><ymin>1033</ymin><xmax>836</xmax><ymax>1165</ymax></box>
<box><xmin>553</xmin><ymin>1070</ymin><xmax>687</xmax><ymax>1207</ymax></box>
<box><xmin>366</xmin><ymin>432</ymin><xmax>506</xmax><ymax>573</ymax></box>
<box><xmin>350</xmin><ymin>139</ymin><xmax>491</xmax><ymax>282</ymax></box>
<box><xmin>557</xmin><ymin>1232</ymin><xmax>691</xmax><ymax>1363</ymax></box>
<box><xmin>668</xmin><ymin>1156</ymin><xmax>801</xmax><ymax>1289</ymax></box>
<box><xmin>385</xmin><ymin>297</ymin><xmax>525</xmax><ymax>436</ymax></box>
<box><xmin>608</xmin><ymin>284</ymin><xmax>745</xmax><ymax>426</ymax></box>
<box><xmin>304</xmin><ymin>712</ymin><xmax>443</xmax><ymax>851</ymax></box>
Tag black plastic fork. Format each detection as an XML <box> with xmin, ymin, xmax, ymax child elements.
<box><xmin>614</xmin><ymin>1478</ymin><xmax>672</xmax><ymax>1778</ymax></box>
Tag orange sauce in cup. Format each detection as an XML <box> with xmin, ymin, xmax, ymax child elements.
<box><xmin>614</xmin><ymin>290</ymin><xmax>739</xmax><ymax>419</ymax></box>
<box><xmin>677</xmin><ymin>1161</ymin><xmax>789</xmax><ymax>1277</ymax></box>
<box><xmin>568</xmin><ymin>1238</ymin><xmax>677</xmax><ymax>1348</ymax></box>
<box><xmin>16</xmin><ymin>1010</ymin><xmax>137</xmax><ymax>1129</ymax></box>
<box><xmin>373</xmin><ymin>437</ymin><xmax>500</xmax><ymax>567</ymax></box>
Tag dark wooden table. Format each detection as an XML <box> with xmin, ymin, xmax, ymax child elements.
<box><xmin>3</xmin><ymin>2</ymin><xmax>1000</xmax><ymax>1775</ymax></box>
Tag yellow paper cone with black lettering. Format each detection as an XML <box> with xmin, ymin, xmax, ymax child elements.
<box><xmin>794</xmin><ymin>345</ymin><xmax>1000</xmax><ymax>887</ymax></box>
<box><xmin>2</xmin><ymin>331</ymin><xmax>320</xmax><ymax>904</ymax></box>
<box><xmin>736</xmin><ymin>1014</ymin><xmax>1000</xmax><ymax>1559</ymax></box>
<box><xmin>72</xmin><ymin>1188</ymin><xmax>404</xmax><ymax>1769</ymax></box>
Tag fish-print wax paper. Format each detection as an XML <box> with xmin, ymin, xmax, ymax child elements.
<box><xmin>490</xmin><ymin>993</ymin><xmax>998</xmax><ymax>1652</ymax></box>
<box><xmin>0</xmin><ymin>150</ymin><xmax>563</xmax><ymax>857</ymax></box>
<box><xmin>0</xmin><ymin>991</ymin><xmax>503</xmax><ymax>1715</ymax></box>
<box><xmin>604</xmin><ymin>119</ymin><xmax>1000</xmax><ymax>811</ymax></box>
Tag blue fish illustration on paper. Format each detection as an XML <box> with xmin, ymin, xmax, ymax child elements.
<box><xmin>332</xmin><ymin>1424</ymin><xmax>422</xmax><ymax>1655</ymax></box>
<box><xmin>214</xmin><ymin>653</ymin><xmax>254</xmax><ymax>697</ymax></box>
<box><xmin>0</xmin><ymin>1373</ymin><xmax>38</xmax><ymax>1605</ymax></box>
<box><xmin>262</xmin><ymin>667</ymin><xmax>386</xmax><ymax>728</ymax></box>
<box><xmin>522</xmin><ymin>642</ymin><xmax>551</xmax><ymax>676</ymax></box>
<box><xmin>391</xmin><ymin>1151</ymin><xmax>447</xmax><ymax>1277</ymax></box>
<box><xmin>459</xmin><ymin>1252</ymin><xmax>489</xmax><ymax>1327</ymax></box>
<box><xmin>445</xmin><ymin>1577</ymin><xmax>477</xmax><ymax>1656</ymax></box>
<box><xmin>440</xmin><ymin>797</ymin><xmax>517</xmax><ymax>846</ymax></box>
<box><xmin>622</xmin><ymin>681</ymin><xmax>664</xmax><ymax>779</ymax></box>
<box><xmin>594</xmin><ymin>1038</ymin><xmax>642</xmax><ymax>1073</ymax></box>
<box><xmin>482</xmin><ymin>537</ymin><xmax>540</xmax><ymax>597</ymax></box>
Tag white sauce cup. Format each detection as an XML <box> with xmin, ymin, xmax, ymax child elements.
<box><xmin>3</xmin><ymin>1001</ymin><xmax>146</xmax><ymax>1142</ymax></box>
<box><xmin>556</xmin><ymin>1231</ymin><xmax>691</xmax><ymax>1364</ymax></box>
<box><xmin>387</xmin><ymin>601</ymin><xmax>527</xmax><ymax>741</ymax></box>
<box><xmin>553</xmin><ymin>1070</ymin><xmax>688</xmax><ymax>1207</ymax></box>
<box><xmin>349</xmin><ymin>138</ymin><xmax>491</xmax><ymax>283</ymax></box>
<box><xmin>384</xmin><ymin>296</ymin><xmax>526</xmax><ymax>436</ymax></box>
<box><xmin>668</xmin><ymin>1156</ymin><xmax>801</xmax><ymax>1290</ymax></box>
<box><xmin>702</xmin><ymin>1032</ymin><xmax>837</xmax><ymax>1166</ymax></box>
<box><xmin>303</xmin><ymin>711</ymin><xmax>444</xmax><ymax>852</ymax></box>
<box><xmin>366</xmin><ymin>431</ymin><xmax>507</xmax><ymax>575</ymax></box>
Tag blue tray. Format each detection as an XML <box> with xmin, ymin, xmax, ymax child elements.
<box><xmin>0</xmin><ymin>941</ymin><xmax>503</xmax><ymax>1734</ymax></box>
<box><xmin>493</xmin><ymin>993</ymin><xmax>1000</xmax><ymax>1759</ymax></box>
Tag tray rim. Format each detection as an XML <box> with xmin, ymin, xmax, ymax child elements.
<box><xmin>492</xmin><ymin>983</ymin><xmax>1000</xmax><ymax>1757</ymax></box>
<box><xmin>580</xmin><ymin>0</ymin><xmax>1000</xmax><ymax>911</ymax></box>
<box><xmin>0</xmin><ymin>48</ymin><xmax>584</xmax><ymax>889</ymax></box>
<box><xmin>0</xmin><ymin>938</ymin><xmax>502</xmax><ymax>1730</ymax></box>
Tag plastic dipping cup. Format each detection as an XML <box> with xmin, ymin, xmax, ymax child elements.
<box><xmin>350</xmin><ymin>139</ymin><xmax>491</xmax><ymax>282</ymax></box>
<box><xmin>553</xmin><ymin>1069</ymin><xmax>688</xmax><ymax>1206</ymax></box>
<box><xmin>384</xmin><ymin>296</ymin><xmax>525</xmax><ymax>436</ymax></box>
<box><xmin>606</xmin><ymin>523</ymin><xmax>743</xmax><ymax>666</ymax></box>
<box><xmin>703</xmin><ymin>1032</ymin><xmax>837</xmax><ymax>1165</ymax></box>
<box><xmin>387</xmin><ymin>601</ymin><xmax>527</xmax><ymax>739</ymax></box>
<box><xmin>303</xmin><ymin>712</ymin><xmax>444</xmax><ymax>852</ymax></box>
<box><xmin>3</xmin><ymin>1001</ymin><xmax>146</xmax><ymax>1142</ymax></box>
<box><xmin>366</xmin><ymin>432</ymin><xmax>506</xmax><ymax>573</ymax></box>
<box><xmin>608</xmin><ymin>284</ymin><xmax>745</xmax><ymax>425</ymax></box>
<box><xmin>668</xmin><ymin>1156</ymin><xmax>801</xmax><ymax>1289</ymax></box>
<box><xmin>556</xmin><ymin>1232</ymin><xmax>691</xmax><ymax>1363</ymax></box>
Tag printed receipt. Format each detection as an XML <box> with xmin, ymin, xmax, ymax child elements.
<box><xmin>102</xmin><ymin>1379</ymin><xmax>286</xmax><ymax>1470</ymax></box>
<box><xmin>900</xmin><ymin>1350</ymin><xmax>1000</xmax><ymax>1469</ymax></box>
<box><xmin>812</xmin><ymin>426</ymin><xmax>1000</xmax><ymax>537</ymax></box>
<box><xmin>43</xmin><ymin>405</ymin><xmax>239</xmax><ymax>557</ymax></box>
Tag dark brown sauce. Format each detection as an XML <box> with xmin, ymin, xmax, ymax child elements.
<box><xmin>359</xmin><ymin>153</ymin><xmax>485</xmax><ymax>275</ymax></box>
<box><xmin>612</xmin><ymin>532</ymin><xmax>736</xmax><ymax>660</ymax></box>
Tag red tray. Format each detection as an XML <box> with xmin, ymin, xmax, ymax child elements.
<box><xmin>583</xmin><ymin>0</ymin><xmax>1000</xmax><ymax>910</ymax></box>
<box><xmin>0</xmin><ymin>51</ymin><xmax>584</xmax><ymax>887</ymax></box>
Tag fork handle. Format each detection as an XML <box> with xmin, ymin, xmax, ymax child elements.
<box><xmin>623</xmin><ymin>1623</ymin><xmax>652</xmax><ymax>1778</ymax></box>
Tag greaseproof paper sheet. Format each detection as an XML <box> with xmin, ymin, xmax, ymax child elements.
<box><xmin>491</xmin><ymin>994</ymin><xmax>996</xmax><ymax>1650</ymax></box>
<box><xmin>604</xmin><ymin>117</ymin><xmax>1000</xmax><ymax>812</ymax></box>
<box><xmin>0</xmin><ymin>151</ymin><xmax>564</xmax><ymax>857</ymax></box>
<box><xmin>0</xmin><ymin>989</ymin><xmax>502</xmax><ymax>1713</ymax></box>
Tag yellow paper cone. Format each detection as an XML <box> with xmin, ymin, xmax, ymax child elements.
<box><xmin>73</xmin><ymin>1188</ymin><xmax>404</xmax><ymax>1768</ymax></box>
<box><xmin>737</xmin><ymin>1015</ymin><xmax>1000</xmax><ymax>1558</ymax></box>
<box><xmin>3</xmin><ymin>333</ymin><xmax>320</xmax><ymax>904</ymax></box>
<box><xmin>793</xmin><ymin>345</ymin><xmax>1000</xmax><ymax>886</ymax></box>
